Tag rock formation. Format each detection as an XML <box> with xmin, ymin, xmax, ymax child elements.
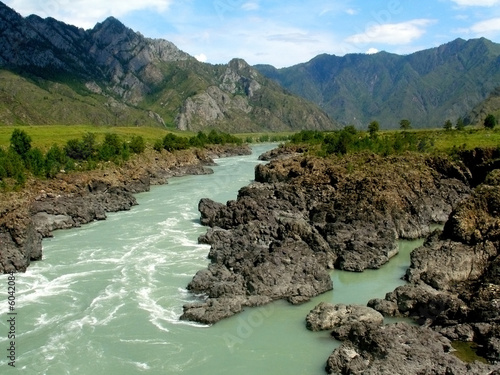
<box><xmin>366</xmin><ymin>151</ymin><xmax>500</xmax><ymax>368</ymax></box>
<box><xmin>181</xmin><ymin>151</ymin><xmax>472</xmax><ymax>323</ymax></box>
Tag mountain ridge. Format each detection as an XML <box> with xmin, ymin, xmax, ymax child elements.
<box><xmin>255</xmin><ymin>37</ymin><xmax>500</xmax><ymax>129</ymax></box>
<box><xmin>0</xmin><ymin>1</ymin><xmax>336</xmax><ymax>131</ymax></box>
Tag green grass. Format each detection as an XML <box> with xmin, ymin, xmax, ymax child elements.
<box><xmin>0</xmin><ymin>125</ymin><xmax>194</xmax><ymax>150</ymax></box>
<box><xmin>397</xmin><ymin>127</ymin><xmax>500</xmax><ymax>152</ymax></box>
<box><xmin>1</xmin><ymin>125</ymin><xmax>500</xmax><ymax>153</ymax></box>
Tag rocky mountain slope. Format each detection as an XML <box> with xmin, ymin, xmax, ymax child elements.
<box><xmin>465</xmin><ymin>86</ymin><xmax>500</xmax><ymax>126</ymax></box>
<box><xmin>256</xmin><ymin>38</ymin><xmax>500</xmax><ymax>129</ymax></box>
<box><xmin>0</xmin><ymin>2</ymin><xmax>336</xmax><ymax>131</ymax></box>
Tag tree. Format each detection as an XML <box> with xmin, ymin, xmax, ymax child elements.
<box><xmin>368</xmin><ymin>121</ymin><xmax>380</xmax><ymax>138</ymax></box>
<box><xmin>484</xmin><ymin>114</ymin><xmax>498</xmax><ymax>129</ymax></box>
<box><xmin>443</xmin><ymin>119</ymin><xmax>453</xmax><ymax>131</ymax></box>
<box><xmin>456</xmin><ymin>117</ymin><xmax>465</xmax><ymax>131</ymax></box>
<box><xmin>399</xmin><ymin>119</ymin><xmax>412</xmax><ymax>131</ymax></box>
<box><xmin>10</xmin><ymin>129</ymin><xmax>31</xmax><ymax>158</ymax></box>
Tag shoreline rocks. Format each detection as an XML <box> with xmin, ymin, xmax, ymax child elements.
<box><xmin>181</xmin><ymin>151</ymin><xmax>472</xmax><ymax>324</ymax></box>
<box><xmin>0</xmin><ymin>144</ymin><xmax>250</xmax><ymax>274</ymax></box>
<box><xmin>366</xmin><ymin>163</ymin><xmax>500</xmax><ymax>369</ymax></box>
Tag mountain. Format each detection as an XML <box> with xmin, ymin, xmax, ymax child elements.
<box><xmin>465</xmin><ymin>86</ymin><xmax>500</xmax><ymax>126</ymax></box>
<box><xmin>255</xmin><ymin>38</ymin><xmax>500</xmax><ymax>129</ymax></box>
<box><xmin>0</xmin><ymin>2</ymin><xmax>336</xmax><ymax>131</ymax></box>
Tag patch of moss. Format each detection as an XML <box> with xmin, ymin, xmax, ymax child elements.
<box><xmin>451</xmin><ymin>341</ymin><xmax>489</xmax><ymax>364</ymax></box>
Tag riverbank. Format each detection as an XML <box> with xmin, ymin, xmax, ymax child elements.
<box><xmin>0</xmin><ymin>144</ymin><xmax>251</xmax><ymax>274</ymax></box>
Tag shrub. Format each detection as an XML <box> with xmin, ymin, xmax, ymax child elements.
<box><xmin>129</xmin><ymin>135</ymin><xmax>145</xmax><ymax>154</ymax></box>
<box><xmin>10</xmin><ymin>128</ymin><xmax>31</xmax><ymax>158</ymax></box>
<box><xmin>484</xmin><ymin>114</ymin><xmax>497</xmax><ymax>129</ymax></box>
<box><xmin>99</xmin><ymin>133</ymin><xmax>122</xmax><ymax>160</ymax></box>
<box><xmin>45</xmin><ymin>144</ymin><xmax>67</xmax><ymax>178</ymax></box>
<box><xmin>26</xmin><ymin>148</ymin><xmax>45</xmax><ymax>177</ymax></box>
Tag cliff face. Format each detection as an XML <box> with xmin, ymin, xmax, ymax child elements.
<box><xmin>0</xmin><ymin>2</ymin><xmax>337</xmax><ymax>131</ymax></box>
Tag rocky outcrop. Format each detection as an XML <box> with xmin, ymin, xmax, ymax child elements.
<box><xmin>0</xmin><ymin>144</ymin><xmax>250</xmax><ymax>274</ymax></box>
<box><xmin>181</xmin><ymin>152</ymin><xmax>472</xmax><ymax>324</ymax></box>
<box><xmin>305</xmin><ymin>303</ymin><xmax>383</xmax><ymax>339</ymax></box>
<box><xmin>0</xmin><ymin>214</ymin><xmax>41</xmax><ymax>273</ymax></box>
<box><xmin>368</xmin><ymin>165</ymin><xmax>500</xmax><ymax>366</ymax></box>
<box><xmin>326</xmin><ymin>322</ymin><xmax>496</xmax><ymax>375</ymax></box>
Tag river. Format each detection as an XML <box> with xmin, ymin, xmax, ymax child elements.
<box><xmin>0</xmin><ymin>144</ymin><xmax>423</xmax><ymax>374</ymax></box>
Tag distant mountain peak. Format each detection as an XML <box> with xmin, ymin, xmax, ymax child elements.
<box><xmin>256</xmin><ymin>37</ymin><xmax>500</xmax><ymax>129</ymax></box>
<box><xmin>0</xmin><ymin>0</ymin><xmax>337</xmax><ymax>132</ymax></box>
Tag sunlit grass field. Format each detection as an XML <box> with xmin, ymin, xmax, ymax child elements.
<box><xmin>0</xmin><ymin>124</ymin><xmax>499</xmax><ymax>152</ymax></box>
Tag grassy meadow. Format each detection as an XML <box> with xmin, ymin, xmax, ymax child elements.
<box><xmin>1</xmin><ymin>125</ymin><xmax>500</xmax><ymax>152</ymax></box>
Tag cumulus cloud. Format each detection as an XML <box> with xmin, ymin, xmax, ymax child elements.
<box><xmin>346</xmin><ymin>19</ymin><xmax>435</xmax><ymax>45</ymax></box>
<box><xmin>470</xmin><ymin>17</ymin><xmax>500</xmax><ymax>34</ymax></box>
<box><xmin>366</xmin><ymin>48</ymin><xmax>379</xmax><ymax>54</ymax></box>
<box><xmin>4</xmin><ymin>0</ymin><xmax>173</xmax><ymax>28</ymax></box>
<box><xmin>450</xmin><ymin>0</ymin><xmax>500</xmax><ymax>6</ymax></box>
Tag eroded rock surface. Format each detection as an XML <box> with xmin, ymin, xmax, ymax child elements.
<box><xmin>182</xmin><ymin>152</ymin><xmax>472</xmax><ymax>323</ymax></box>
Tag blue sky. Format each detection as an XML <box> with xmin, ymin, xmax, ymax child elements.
<box><xmin>4</xmin><ymin>0</ymin><xmax>500</xmax><ymax>67</ymax></box>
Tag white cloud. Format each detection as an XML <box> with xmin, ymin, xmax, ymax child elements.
<box><xmin>345</xmin><ymin>8</ymin><xmax>358</xmax><ymax>15</ymax></box>
<box><xmin>3</xmin><ymin>0</ymin><xmax>173</xmax><ymax>28</ymax></box>
<box><xmin>195</xmin><ymin>53</ymin><xmax>208</xmax><ymax>62</ymax></box>
<box><xmin>450</xmin><ymin>0</ymin><xmax>500</xmax><ymax>6</ymax></box>
<box><xmin>346</xmin><ymin>19</ymin><xmax>435</xmax><ymax>45</ymax></box>
<box><xmin>241</xmin><ymin>2</ymin><xmax>259</xmax><ymax>11</ymax></box>
<box><xmin>470</xmin><ymin>17</ymin><xmax>500</xmax><ymax>34</ymax></box>
<box><xmin>366</xmin><ymin>48</ymin><xmax>379</xmax><ymax>54</ymax></box>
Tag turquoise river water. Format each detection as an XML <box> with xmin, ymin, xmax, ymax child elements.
<box><xmin>0</xmin><ymin>144</ymin><xmax>423</xmax><ymax>374</ymax></box>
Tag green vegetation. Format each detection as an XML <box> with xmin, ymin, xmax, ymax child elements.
<box><xmin>286</xmin><ymin>127</ymin><xmax>500</xmax><ymax>157</ymax></box>
<box><xmin>0</xmin><ymin>127</ymin><xmax>244</xmax><ymax>190</ymax></box>
<box><xmin>451</xmin><ymin>341</ymin><xmax>489</xmax><ymax>364</ymax></box>
<box><xmin>484</xmin><ymin>114</ymin><xmax>498</xmax><ymax>129</ymax></box>
<box><xmin>400</xmin><ymin>119</ymin><xmax>412</xmax><ymax>131</ymax></box>
<box><xmin>368</xmin><ymin>121</ymin><xmax>380</xmax><ymax>138</ymax></box>
<box><xmin>443</xmin><ymin>120</ymin><xmax>453</xmax><ymax>131</ymax></box>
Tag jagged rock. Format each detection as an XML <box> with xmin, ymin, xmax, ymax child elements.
<box><xmin>184</xmin><ymin>152</ymin><xmax>472</xmax><ymax>324</ymax></box>
<box><xmin>369</xmin><ymin>169</ymin><xmax>500</xmax><ymax>366</ymax></box>
<box><xmin>326</xmin><ymin>322</ymin><xmax>496</xmax><ymax>375</ymax></box>
<box><xmin>0</xmin><ymin>216</ymin><xmax>42</xmax><ymax>273</ymax></box>
<box><xmin>305</xmin><ymin>303</ymin><xmax>383</xmax><ymax>339</ymax></box>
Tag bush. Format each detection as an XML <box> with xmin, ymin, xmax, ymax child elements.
<box><xmin>64</xmin><ymin>132</ymin><xmax>96</xmax><ymax>160</ymax></box>
<box><xmin>163</xmin><ymin>133</ymin><xmax>189</xmax><ymax>152</ymax></box>
<box><xmin>129</xmin><ymin>135</ymin><xmax>145</xmax><ymax>154</ymax></box>
<box><xmin>45</xmin><ymin>144</ymin><xmax>67</xmax><ymax>178</ymax></box>
<box><xmin>0</xmin><ymin>148</ymin><xmax>26</xmax><ymax>185</ymax></box>
<box><xmin>153</xmin><ymin>139</ymin><xmax>164</xmax><ymax>152</ymax></box>
<box><xmin>189</xmin><ymin>132</ymin><xmax>208</xmax><ymax>148</ymax></box>
<box><xmin>10</xmin><ymin>128</ymin><xmax>31</xmax><ymax>158</ymax></box>
<box><xmin>26</xmin><ymin>148</ymin><xmax>45</xmax><ymax>177</ymax></box>
<box><xmin>484</xmin><ymin>114</ymin><xmax>497</xmax><ymax>129</ymax></box>
<box><xmin>99</xmin><ymin>133</ymin><xmax>122</xmax><ymax>160</ymax></box>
